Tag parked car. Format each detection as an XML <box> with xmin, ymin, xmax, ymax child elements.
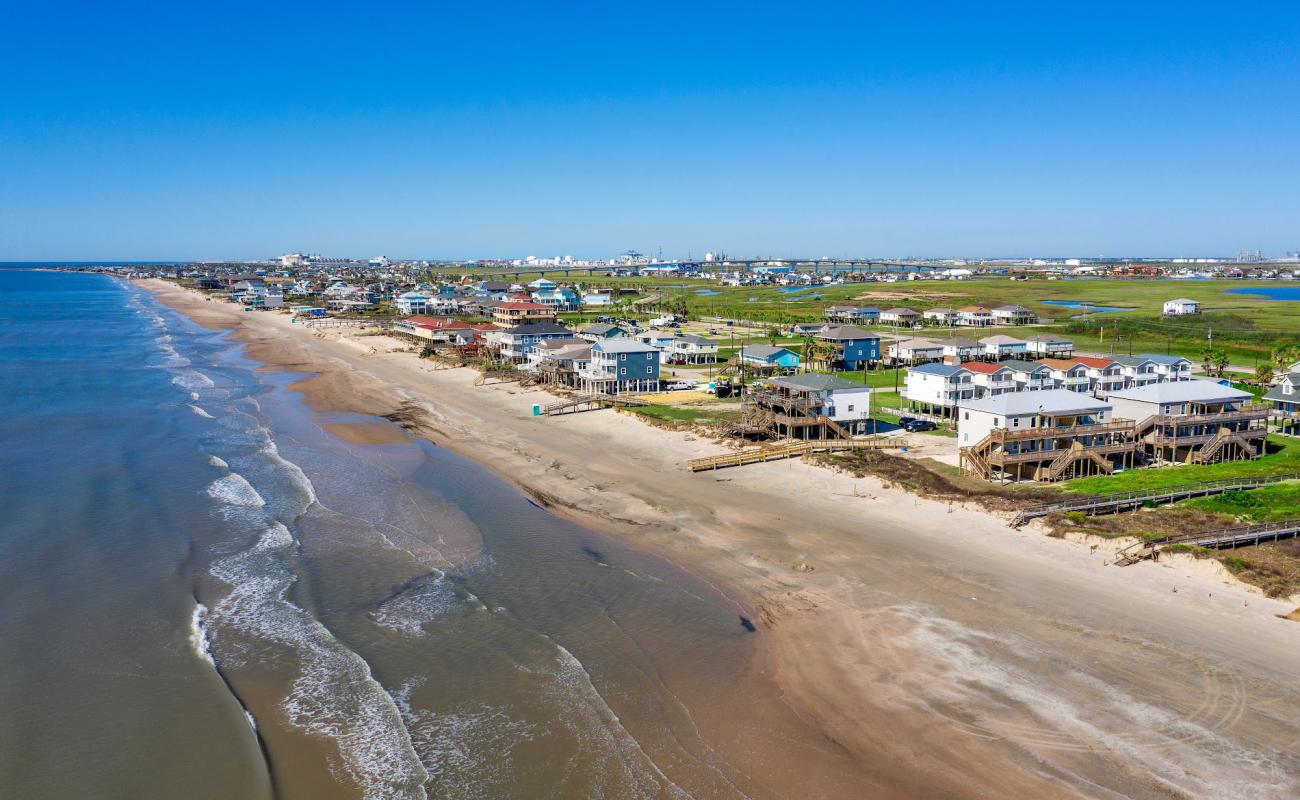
<box><xmin>903</xmin><ymin>419</ymin><xmax>937</xmax><ymax>432</ymax></box>
<box><xmin>897</xmin><ymin>416</ymin><xmax>916</xmax><ymax>427</ymax></box>
<box><xmin>663</xmin><ymin>380</ymin><xmax>696</xmax><ymax>391</ymax></box>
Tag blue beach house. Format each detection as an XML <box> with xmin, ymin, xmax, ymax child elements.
<box><xmin>739</xmin><ymin>345</ymin><xmax>801</xmax><ymax>373</ymax></box>
<box><xmin>815</xmin><ymin>325</ymin><xmax>881</xmax><ymax>370</ymax></box>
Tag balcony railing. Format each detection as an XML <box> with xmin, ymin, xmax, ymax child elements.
<box><xmin>987</xmin><ymin>441</ymin><xmax>1134</xmax><ymax>465</ymax></box>
<box><xmin>988</xmin><ymin>418</ymin><xmax>1136</xmax><ymax>442</ymax></box>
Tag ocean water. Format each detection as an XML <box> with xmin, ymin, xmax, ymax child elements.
<box><xmin>0</xmin><ymin>270</ymin><xmax>776</xmax><ymax>799</ymax></box>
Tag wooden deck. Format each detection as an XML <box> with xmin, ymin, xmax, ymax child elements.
<box><xmin>688</xmin><ymin>436</ymin><xmax>907</xmax><ymax>472</ymax></box>
<box><xmin>1010</xmin><ymin>473</ymin><xmax>1300</xmax><ymax>527</ymax></box>
<box><xmin>1114</xmin><ymin>519</ymin><xmax>1300</xmax><ymax>566</ymax></box>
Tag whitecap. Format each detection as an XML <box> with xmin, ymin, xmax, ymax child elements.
<box><xmin>206</xmin><ymin>474</ymin><xmax>265</xmax><ymax>508</ymax></box>
<box><xmin>189</xmin><ymin>602</ymin><xmax>217</xmax><ymax>668</ymax></box>
<box><xmin>207</xmin><ymin>455</ymin><xmax>229</xmax><ymax>469</ymax></box>
<box><xmin>188</xmin><ymin>404</ymin><xmax>215</xmax><ymax>419</ymax></box>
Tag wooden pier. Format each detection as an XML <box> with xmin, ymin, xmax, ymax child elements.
<box><xmin>1010</xmin><ymin>473</ymin><xmax>1300</xmax><ymax>527</ymax></box>
<box><xmin>688</xmin><ymin>436</ymin><xmax>906</xmax><ymax>472</ymax></box>
<box><xmin>1113</xmin><ymin>519</ymin><xmax>1300</xmax><ymax>566</ymax></box>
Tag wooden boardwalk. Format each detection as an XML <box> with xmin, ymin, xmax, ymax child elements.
<box><xmin>1010</xmin><ymin>473</ymin><xmax>1300</xmax><ymax>528</ymax></box>
<box><xmin>541</xmin><ymin>394</ymin><xmax>651</xmax><ymax>415</ymax></box>
<box><xmin>1114</xmin><ymin>519</ymin><xmax>1300</xmax><ymax>566</ymax></box>
<box><xmin>688</xmin><ymin>436</ymin><xmax>907</xmax><ymax>472</ymax></box>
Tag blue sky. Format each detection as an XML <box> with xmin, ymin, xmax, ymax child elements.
<box><xmin>2</xmin><ymin>1</ymin><xmax>1298</xmax><ymax>260</ymax></box>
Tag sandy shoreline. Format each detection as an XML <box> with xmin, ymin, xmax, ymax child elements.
<box><xmin>142</xmin><ymin>279</ymin><xmax>1300</xmax><ymax>799</ymax></box>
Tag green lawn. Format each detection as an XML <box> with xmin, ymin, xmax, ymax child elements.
<box><xmin>1065</xmin><ymin>436</ymin><xmax>1300</xmax><ymax>494</ymax></box>
<box><xmin>1180</xmin><ymin>481</ymin><xmax>1300</xmax><ymax>522</ymax></box>
<box><xmin>836</xmin><ymin>367</ymin><xmax>907</xmax><ymax>388</ymax></box>
<box><xmin>624</xmin><ymin>405</ymin><xmax>742</xmax><ymax>426</ymax></box>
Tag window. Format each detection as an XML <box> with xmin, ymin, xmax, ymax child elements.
<box><xmin>646</xmin><ymin>366</ymin><xmax>652</xmax><ymax>374</ymax></box>
<box><xmin>619</xmin><ymin>367</ymin><xmax>626</xmax><ymax>376</ymax></box>
<box><xmin>620</xmin><ymin>353</ymin><xmax>626</xmax><ymax>361</ymax></box>
<box><xmin>847</xmin><ymin>404</ymin><xmax>854</xmax><ymax>412</ymax></box>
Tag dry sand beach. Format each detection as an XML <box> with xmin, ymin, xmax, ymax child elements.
<box><xmin>146</xmin><ymin>280</ymin><xmax>1300</xmax><ymax>799</ymax></box>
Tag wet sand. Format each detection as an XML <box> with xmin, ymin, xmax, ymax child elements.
<box><xmin>144</xmin><ymin>281</ymin><xmax>1300</xmax><ymax>799</ymax></box>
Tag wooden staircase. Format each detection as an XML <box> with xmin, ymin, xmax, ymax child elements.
<box><xmin>1193</xmin><ymin>428</ymin><xmax>1256</xmax><ymax>464</ymax></box>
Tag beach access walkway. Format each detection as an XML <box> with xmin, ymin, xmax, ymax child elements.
<box><xmin>1113</xmin><ymin>518</ymin><xmax>1300</xmax><ymax>566</ymax></box>
<box><xmin>1010</xmin><ymin>473</ymin><xmax>1300</xmax><ymax>528</ymax></box>
<box><xmin>688</xmin><ymin>436</ymin><xmax>907</xmax><ymax>472</ymax></box>
<box><xmin>541</xmin><ymin>393</ymin><xmax>652</xmax><ymax>415</ymax></box>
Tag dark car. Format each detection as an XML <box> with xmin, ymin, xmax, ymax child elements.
<box><xmin>897</xmin><ymin>416</ymin><xmax>916</xmax><ymax>427</ymax></box>
<box><xmin>904</xmin><ymin>419</ymin><xmax>937</xmax><ymax>432</ymax></box>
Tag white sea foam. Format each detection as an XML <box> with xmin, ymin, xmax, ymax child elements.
<box><xmin>370</xmin><ymin>573</ymin><xmax>458</xmax><ymax>637</ymax></box>
<box><xmin>258</xmin><ymin>440</ymin><xmax>319</xmax><ymax>507</ymax></box>
<box><xmin>190</xmin><ymin>392</ymin><xmax>200</xmax><ymax>401</ymax></box>
<box><xmin>188</xmin><ymin>404</ymin><xmax>215</xmax><ymax>419</ymax></box>
<box><xmin>206</xmin><ymin>474</ymin><xmax>266</xmax><ymax>508</ymax></box>
<box><xmin>209</xmin><ymin>523</ymin><xmax>427</xmax><ymax>800</ymax></box>
<box><xmin>172</xmin><ymin>370</ymin><xmax>215</xmax><ymax>391</ymax></box>
<box><xmin>207</xmin><ymin>455</ymin><xmax>228</xmax><ymax>469</ymax></box>
<box><xmin>390</xmin><ymin>678</ymin><xmax>535</xmax><ymax>797</ymax></box>
<box><xmin>189</xmin><ymin>603</ymin><xmax>216</xmax><ymax>668</ymax></box>
<box><xmin>244</xmin><ymin>710</ymin><xmax>258</xmax><ymax>732</ymax></box>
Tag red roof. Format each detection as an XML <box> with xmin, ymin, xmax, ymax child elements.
<box><xmin>1071</xmin><ymin>356</ymin><xmax>1116</xmax><ymax>369</ymax></box>
<box><xmin>496</xmin><ymin>301</ymin><xmax>549</xmax><ymax>310</ymax></box>
<box><xmin>960</xmin><ymin>361</ymin><xmax>1010</xmax><ymax>375</ymax></box>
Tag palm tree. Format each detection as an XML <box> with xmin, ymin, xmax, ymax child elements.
<box><xmin>1255</xmin><ymin>364</ymin><xmax>1275</xmax><ymax>385</ymax></box>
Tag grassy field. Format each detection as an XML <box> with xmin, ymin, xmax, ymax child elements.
<box><xmin>1179</xmin><ymin>481</ymin><xmax>1300</xmax><ymax>522</ymax></box>
<box><xmin>1065</xmin><ymin>436</ymin><xmax>1300</xmax><ymax>494</ymax></box>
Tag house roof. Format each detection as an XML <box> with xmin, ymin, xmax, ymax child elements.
<box><xmin>769</xmin><ymin>373</ymin><xmax>865</xmax><ymax>392</ymax></box>
<box><xmin>961</xmin><ymin>361</ymin><xmax>1011</xmax><ymax>375</ymax></box>
<box><xmin>1026</xmin><ymin>334</ymin><xmax>1072</xmax><ymax>344</ymax></box>
<box><xmin>1000</xmin><ymin>359</ymin><xmax>1049</xmax><ymax>373</ymax></box>
<box><xmin>1137</xmin><ymin>353</ymin><xmax>1192</xmax><ymax>366</ymax></box>
<box><xmin>817</xmin><ymin>325</ymin><xmax>880</xmax><ymax>341</ymax></box>
<box><xmin>740</xmin><ymin>345</ymin><xmax>797</xmax><ymax>361</ymax></box>
<box><xmin>993</xmin><ymin>305</ymin><xmax>1032</xmax><ymax>313</ymax></box>
<box><xmin>405</xmin><ymin>316</ymin><xmax>470</xmax><ymax>329</ymax></box>
<box><xmin>910</xmin><ymin>363</ymin><xmax>970</xmax><ymax>377</ymax></box>
<box><xmin>496</xmin><ymin>301</ymin><xmax>550</xmax><ymax>311</ymax></box>
<box><xmin>979</xmin><ymin>335</ymin><xmax>1027</xmax><ymax>346</ymax></box>
<box><xmin>960</xmin><ymin>389</ymin><xmax>1111</xmax><ymax>416</ymax></box>
<box><xmin>924</xmin><ymin>307</ymin><xmax>956</xmax><ymax>315</ymax></box>
<box><xmin>1265</xmin><ymin>384</ymin><xmax>1298</xmax><ymax>402</ymax></box>
<box><xmin>957</xmin><ymin>305</ymin><xmax>991</xmax><ymax>313</ymax></box>
<box><xmin>1037</xmin><ymin>358</ymin><xmax>1087</xmax><ymax>371</ymax></box>
<box><xmin>882</xmin><ymin>307</ymin><xmax>919</xmax><ymax>315</ymax></box>
<box><xmin>1071</xmin><ymin>356</ymin><xmax>1116</xmax><ymax>369</ymax></box>
<box><xmin>594</xmin><ymin>338</ymin><xmax>659</xmax><ymax>354</ymax></box>
<box><xmin>1112</xmin><ymin>356</ymin><xmax>1157</xmax><ymax>367</ymax></box>
<box><xmin>676</xmin><ymin>335</ymin><xmax>716</xmax><ymax>346</ymax></box>
<box><xmin>892</xmin><ymin>338</ymin><xmax>943</xmax><ymax>351</ymax></box>
<box><xmin>1166</xmin><ymin>298</ymin><xmax>1200</xmax><ymax>305</ymax></box>
<box><xmin>941</xmin><ymin>337</ymin><xmax>981</xmax><ymax>348</ymax></box>
<box><xmin>1107</xmin><ymin>379</ymin><xmax>1251</xmax><ymax>405</ymax></box>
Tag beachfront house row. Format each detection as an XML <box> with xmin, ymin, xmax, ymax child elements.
<box><xmin>577</xmin><ymin>323</ymin><xmax>626</xmax><ymax>342</ymax></box>
<box><xmin>904</xmin><ymin>363</ymin><xmax>975</xmax><ymax>417</ymax></box>
<box><xmin>578</xmin><ymin>339</ymin><xmax>661</xmax><ymax>394</ymax></box>
<box><xmin>991</xmin><ymin>305</ymin><xmax>1038</xmax><ymax>325</ymax></box>
<box><xmin>526</xmin><ymin>340</ymin><xmax>593</xmax><ymax>386</ymax></box>
<box><xmin>1024</xmin><ymin>334</ymin><xmax>1075</xmax><ymax>358</ymax></box>
<box><xmin>814</xmin><ymin>325</ymin><xmax>881</xmax><ymax>369</ymax></box>
<box><xmin>1265</xmin><ymin>373</ymin><xmax>1300</xmax><ymax>436</ymax></box>
<box><xmin>1162</xmin><ymin>298</ymin><xmax>1201</xmax><ymax>316</ymax></box>
<box><xmin>491</xmin><ymin>321</ymin><xmax>575</xmax><ymax>363</ymax></box>
<box><xmin>923</xmin><ymin>308</ymin><xmax>958</xmax><ymax>326</ymax></box>
<box><xmin>1107</xmin><ymin>380</ymin><xmax>1266</xmax><ymax>465</ymax></box>
<box><xmin>886</xmin><ymin>338</ymin><xmax>944</xmax><ymax>365</ymax></box>
<box><xmin>823</xmin><ymin>305</ymin><xmax>880</xmax><ymax>324</ymax></box>
<box><xmin>667</xmin><ymin>335</ymin><xmax>719</xmax><ymax>364</ymax></box>
<box><xmin>958</xmin><ymin>390</ymin><xmax>1136</xmax><ymax>482</ymax></box>
<box><xmin>745</xmin><ymin>374</ymin><xmax>874</xmax><ymax>439</ymax></box>
<box><xmin>978</xmin><ymin>335</ymin><xmax>1029</xmax><ymax>361</ymax></box>
<box><xmin>1111</xmin><ymin>356</ymin><xmax>1163</xmax><ymax>389</ymax></box>
<box><xmin>737</xmin><ymin>345</ymin><xmax>801</xmax><ymax>373</ymax></box>
<box><xmin>530</xmin><ymin>286</ymin><xmax>581</xmax><ymax>311</ymax></box>
<box><xmin>956</xmin><ymin>306</ymin><xmax>995</xmax><ymax>327</ymax></box>
<box><xmin>879</xmin><ymin>307</ymin><xmax>921</xmax><ymax>326</ymax></box>
<box><xmin>1140</xmin><ymin>354</ymin><xmax>1194</xmax><ymax>382</ymax></box>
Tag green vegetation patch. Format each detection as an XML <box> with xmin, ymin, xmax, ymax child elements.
<box><xmin>1065</xmin><ymin>436</ymin><xmax>1300</xmax><ymax>494</ymax></box>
